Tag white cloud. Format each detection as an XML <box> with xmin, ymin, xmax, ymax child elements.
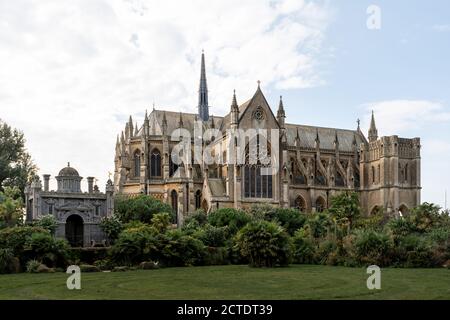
<box><xmin>361</xmin><ymin>100</ymin><xmax>450</xmax><ymax>136</ymax></box>
<box><xmin>0</xmin><ymin>0</ymin><xmax>333</xmax><ymax>190</ymax></box>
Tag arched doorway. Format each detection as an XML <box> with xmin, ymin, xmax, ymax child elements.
<box><xmin>66</xmin><ymin>214</ymin><xmax>84</xmax><ymax>247</ymax></box>
<box><xmin>293</xmin><ymin>196</ymin><xmax>306</xmax><ymax>212</ymax></box>
<box><xmin>315</xmin><ymin>197</ymin><xmax>326</xmax><ymax>213</ymax></box>
<box><xmin>370</xmin><ymin>206</ymin><xmax>380</xmax><ymax>215</ymax></box>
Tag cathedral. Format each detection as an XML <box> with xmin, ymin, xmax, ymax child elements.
<box><xmin>114</xmin><ymin>52</ymin><xmax>421</xmax><ymax>225</ymax></box>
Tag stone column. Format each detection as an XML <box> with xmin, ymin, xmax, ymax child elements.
<box><xmin>43</xmin><ymin>174</ymin><xmax>50</xmax><ymax>192</ymax></box>
<box><xmin>87</xmin><ymin>177</ymin><xmax>94</xmax><ymax>193</ymax></box>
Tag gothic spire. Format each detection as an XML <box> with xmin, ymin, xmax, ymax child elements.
<box><xmin>231</xmin><ymin>89</ymin><xmax>239</xmax><ymax>125</ymax></box>
<box><xmin>368</xmin><ymin>110</ymin><xmax>378</xmax><ymax>142</ymax></box>
<box><xmin>178</xmin><ymin>112</ymin><xmax>184</xmax><ymax>127</ymax></box>
<box><xmin>277</xmin><ymin>95</ymin><xmax>285</xmax><ymax>118</ymax></box>
<box><xmin>198</xmin><ymin>50</ymin><xmax>209</xmax><ymax>121</ymax></box>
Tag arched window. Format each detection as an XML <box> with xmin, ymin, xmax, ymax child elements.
<box><xmin>399</xmin><ymin>204</ymin><xmax>409</xmax><ymax>216</ymax></box>
<box><xmin>335</xmin><ymin>171</ymin><xmax>345</xmax><ymax>187</ymax></box>
<box><xmin>150</xmin><ymin>149</ymin><xmax>162</xmax><ymax>177</ymax></box>
<box><xmin>134</xmin><ymin>150</ymin><xmax>141</xmax><ymax>177</ymax></box>
<box><xmin>291</xmin><ymin>158</ymin><xmax>306</xmax><ymax>185</ymax></box>
<box><xmin>244</xmin><ymin>135</ymin><xmax>272</xmax><ymax>198</ymax></box>
<box><xmin>171</xmin><ymin>190</ymin><xmax>178</xmax><ymax>218</ymax></box>
<box><xmin>195</xmin><ymin>190</ymin><xmax>202</xmax><ymax>210</ymax></box>
<box><xmin>293</xmin><ymin>196</ymin><xmax>306</xmax><ymax>212</ymax></box>
<box><xmin>378</xmin><ymin>164</ymin><xmax>381</xmax><ymax>183</ymax></box>
<box><xmin>315</xmin><ymin>197</ymin><xmax>326</xmax><ymax>213</ymax></box>
<box><xmin>404</xmin><ymin>164</ymin><xmax>408</xmax><ymax>183</ymax></box>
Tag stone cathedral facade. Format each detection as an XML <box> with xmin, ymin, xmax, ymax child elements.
<box><xmin>114</xmin><ymin>52</ymin><xmax>421</xmax><ymax>225</ymax></box>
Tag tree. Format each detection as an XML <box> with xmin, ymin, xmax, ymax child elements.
<box><xmin>328</xmin><ymin>191</ymin><xmax>361</xmax><ymax>229</ymax></box>
<box><xmin>0</xmin><ymin>119</ymin><xmax>37</xmax><ymax>198</ymax></box>
<box><xmin>0</xmin><ymin>187</ymin><xmax>24</xmax><ymax>228</ymax></box>
<box><xmin>114</xmin><ymin>195</ymin><xmax>173</xmax><ymax>224</ymax></box>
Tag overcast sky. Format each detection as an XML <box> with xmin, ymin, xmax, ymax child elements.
<box><xmin>0</xmin><ymin>0</ymin><xmax>449</xmax><ymax>208</ymax></box>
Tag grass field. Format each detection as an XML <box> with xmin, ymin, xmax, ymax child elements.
<box><xmin>0</xmin><ymin>265</ymin><xmax>449</xmax><ymax>300</ymax></box>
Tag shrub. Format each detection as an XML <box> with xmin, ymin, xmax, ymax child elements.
<box><xmin>193</xmin><ymin>224</ymin><xmax>228</xmax><ymax>247</ymax></box>
<box><xmin>24</xmin><ymin>232</ymin><xmax>70</xmax><ymax>268</ymax></box>
<box><xmin>208</xmin><ymin>208</ymin><xmax>251</xmax><ymax>235</ymax></box>
<box><xmin>0</xmin><ymin>226</ymin><xmax>49</xmax><ymax>258</ymax></box>
<box><xmin>100</xmin><ymin>215</ymin><xmax>123</xmax><ymax>244</ymax></box>
<box><xmin>250</xmin><ymin>206</ymin><xmax>307</xmax><ymax>236</ymax></box>
<box><xmin>26</xmin><ymin>259</ymin><xmax>42</xmax><ymax>273</ymax></box>
<box><xmin>202</xmin><ymin>247</ymin><xmax>229</xmax><ymax>266</ymax></box>
<box><xmin>315</xmin><ymin>240</ymin><xmax>338</xmax><ymax>265</ymax></box>
<box><xmin>292</xmin><ymin>229</ymin><xmax>315</xmax><ymax>264</ymax></box>
<box><xmin>235</xmin><ymin>220</ymin><xmax>292</xmax><ymax>268</ymax></box>
<box><xmin>304</xmin><ymin>212</ymin><xmax>331</xmax><ymax>239</ymax></box>
<box><xmin>154</xmin><ymin>230</ymin><xmax>206</xmax><ymax>267</ymax></box>
<box><xmin>184</xmin><ymin>210</ymin><xmax>208</xmax><ymax>226</ymax></box>
<box><xmin>394</xmin><ymin>235</ymin><xmax>434</xmax><ymax>267</ymax></box>
<box><xmin>94</xmin><ymin>259</ymin><xmax>115</xmax><ymax>271</ymax></box>
<box><xmin>80</xmin><ymin>264</ymin><xmax>101</xmax><ymax>272</ymax></box>
<box><xmin>34</xmin><ymin>215</ymin><xmax>58</xmax><ymax>235</ymax></box>
<box><xmin>408</xmin><ymin>202</ymin><xmax>442</xmax><ymax>232</ymax></box>
<box><xmin>353</xmin><ymin>229</ymin><xmax>393</xmax><ymax>266</ymax></box>
<box><xmin>386</xmin><ymin>217</ymin><xmax>417</xmax><ymax>239</ymax></box>
<box><xmin>115</xmin><ymin>195</ymin><xmax>173</xmax><ymax>224</ymax></box>
<box><xmin>151</xmin><ymin>212</ymin><xmax>172</xmax><ymax>233</ymax></box>
<box><xmin>0</xmin><ymin>248</ymin><xmax>15</xmax><ymax>274</ymax></box>
<box><xmin>110</xmin><ymin>228</ymin><xmax>156</xmax><ymax>266</ymax></box>
<box><xmin>328</xmin><ymin>191</ymin><xmax>361</xmax><ymax>228</ymax></box>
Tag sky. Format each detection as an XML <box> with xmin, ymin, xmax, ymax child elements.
<box><xmin>0</xmin><ymin>0</ymin><xmax>449</xmax><ymax>208</ymax></box>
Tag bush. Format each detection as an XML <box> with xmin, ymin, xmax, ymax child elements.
<box><xmin>24</xmin><ymin>232</ymin><xmax>70</xmax><ymax>268</ymax></box>
<box><xmin>394</xmin><ymin>235</ymin><xmax>434</xmax><ymax>267</ymax></box>
<box><xmin>34</xmin><ymin>215</ymin><xmax>58</xmax><ymax>235</ymax></box>
<box><xmin>100</xmin><ymin>215</ymin><xmax>123</xmax><ymax>244</ymax></box>
<box><xmin>202</xmin><ymin>247</ymin><xmax>229</xmax><ymax>266</ymax></box>
<box><xmin>208</xmin><ymin>208</ymin><xmax>251</xmax><ymax>235</ymax></box>
<box><xmin>193</xmin><ymin>224</ymin><xmax>228</xmax><ymax>247</ymax></box>
<box><xmin>110</xmin><ymin>228</ymin><xmax>156</xmax><ymax>266</ymax></box>
<box><xmin>154</xmin><ymin>230</ymin><xmax>206</xmax><ymax>267</ymax></box>
<box><xmin>115</xmin><ymin>195</ymin><xmax>173</xmax><ymax>224</ymax></box>
<box><xmin>386</xmin><ymin>217</ymin><xmax>417</xmax><ymax>239</ymax></box>
<box><xmin>184</xmin><ymin>210</ymin><xmax>208</xmax><ymax>226</ymax></box>
<box><xmin>249</xmin><ymin>205</ymin><xmax>307</xmax><ymax>235</ymax></box>
<box><xmin>0</xmin><ymin>248</ymin><xmax>15</xmax><ymax>274</ymax></box>
<box><xmin>328</xmin><ymin>191</ymin><xmax>361</xmax><ymax>228</ymax></box>
<box><xmin>353</xmin><ymin>229</ymin><xmax>393</xmax><ymax>266</ymax></box>
<box><xmin>94</xmin><ymin>259</ymin><xmax>115</xmax><ymax>271</ymax></box>
<box><xmin>292</xmin><ymin>229</ymin><xmax>315</xmax><ymax>264</ymax></box>
<box><xmin>80</xmin><ymin>264</ymin><xmax>101</xmax><ymax>272</ymax></box>
<box><xmin>235</xmin><ymin>220</ymin><xmax>292</xmax><ymax>267</ymax></box>
<box><xmin>151</xmin><ymin>212</ymin><xmax>172</xmax><ymax>232</ymax></box>
<box><xmin>408</xmin><ymin>202</ymin><xmax>442</xmax><ymax>232</ymax></box>
<box><xmin>0</xmin><ymin>226</ymin><xmax>49</xmax><ymax>258</ymax></box>
<box><xmin>26</xmin><ymin>259</ymin><xmax>41</xmax><ymax>273</ymax></box>
<box><xmin>315</xmin><ymin>240</ymin><xmax>338</xmax><ymax>265</ymax></box>
<box><xmin>304</xmin><ymin>212</ymin><xmax>332</xmax><ymax>239</ymax></box>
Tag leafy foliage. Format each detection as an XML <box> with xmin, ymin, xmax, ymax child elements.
<box><xmin>292</xmin><ymin>229</ymin><xmax>315</xmax><ymax>264</ymax></box>
<box><xmin>235</xmin><ymin>220</ymin><xmax>292</xmax><ymax>267</ymax></box>
<box><xmin>115</xmin><ymin>195</ymin><xmax>173</xmax><ymax>224</ymax></box>
<box><xmin>0</xmin><ymin>248</ymin><xmax>15</xmax><ymax>274</ymax></box>
<box><xmin>0</xmin><ymin>119</ymin><xmax>37</xmax><ymax>198</ymax></box>
<box><xmin>0</xmin><ymin>187</ymin><xmax>24</xmax><ymax>228</ymax></box>
<box><xmin>100</xmin><ymin>215</ymin><xmax>124</xmax><ymax>244</ymax></box>
<box><xmin>34</xmin><ymin>215</ymin><xmax>59</xmax><ymax>235</ymax></box>
<box><xmin>208</xmin><ymin>208</ymin><xmax>251</xmax><ymax>235</ymax></box>
<box><xmin>328</xmin><ymin>191</ymin><xmax>361</xmax><ymax>228</ymax></box>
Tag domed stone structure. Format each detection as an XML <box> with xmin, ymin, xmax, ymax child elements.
<box><xmin>56</xmin><ymin>162</ymin><xmax>82</xmax><ymax>193</ymax></box>
<box><xmin>25</xmin><ymin>163</ymin><xmax>115</xmax><ymax>247</ymax></box>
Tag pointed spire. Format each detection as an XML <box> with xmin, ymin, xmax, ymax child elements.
<box><xmin>134</xmin><ymin>122</ymin><xmax>138</xmax><ymax>136</ymax></box>
<box><xmin>162</xmin><ymin>111</ymin><xmax>168</xmax><ymax>134</ymax></box>
<box><xmin>116</xmin><ymin>134</ymin><xmax>120</xmax><ymax>148</ymax></box>
<box><xmin>198</xmin><ymin>51</ymin><xmax>209</xmax><ymax>121</ymax></box>
<box><xmin>145</xmin><ymin>109</ymin><xmax>148</xmax><ymax>121</ymax></box>
<box><xmin>277</xmin><ymin>95</ymin><xmax>285</xmax><ymax>118</ymax></box>
<box><xmin>315</xmin><ymin>128</ymin><xmax>320</xmax><ymax>145</ymax></box>
<box><xmin>295</xmin><ymin>127</ymin><xmax>301</xmax><ymax>148</ymax></box>
<box><xmin>210</xmin><ymin>115</ymin><xmax>215</xmax><ymax>128</ymax></box>
<box><xmin>334</xmin><ymin>130</ymin><xmax>339</xmax><ymax>145</ymax></box>
<box><xmin>231</xmin><ymin>89</ymin><xmax>238</xmax><ymax>109</ymax></box>
<box><xmin>231</xmin><ymin>89</ymin><xmax>239</xmax><ymax>126</ymax></box>
<box><xmin>368</xmin><ymin>110</ymin><xmax>378</xmax><ymax>142</ymax></box>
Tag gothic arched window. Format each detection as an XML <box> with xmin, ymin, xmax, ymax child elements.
<box><xmin>293</xmin><ymin>196</ymin><xmax>306</xmax><ymax>212</ymax></box>
<box><xmin>195</xmin><ymin>190</ymin><xmax>202</xmax><ymax>210</ymax></box>
<box><xmin>291</xmin><ymin>157</ymin><xmax>306</xmax><ymax>185</ymax></box>
<box><xmin>150</xmin><ymin>149</ymin><xmax>162</xmax><ymax>177</ymax></box>
<box><xmin>335</xmin><ymin>171</ymin><xmax>345</xmax><ymax>187</ymax></box>
<box><xmin>372</xmin><ymin>166</ymin><xmax>376</xmax><ymax>184</ymax></box>
<box><xmin>404</xmin><ymin>164</ymin><xmax>408</xmax><ymax>183</ymax></box>
<box><xmin>244</xmin><ymin>135</ymin><xmax>272</xmax><ymax>198</ymax></box>
<box><xmin>316</xmin><ymin>197</ymin><xmax>326</xmax><ymax>213</ymax></box>
<box><xmin>134</xmin><ymin>150</ymin><xmax>141</xmax><ymax>178</ymax></box>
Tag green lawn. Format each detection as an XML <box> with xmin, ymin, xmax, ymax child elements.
<box><xmin>0</xmin><ymin>265</ymin><xmax>449</xmax><ymax>300</ymax></box>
